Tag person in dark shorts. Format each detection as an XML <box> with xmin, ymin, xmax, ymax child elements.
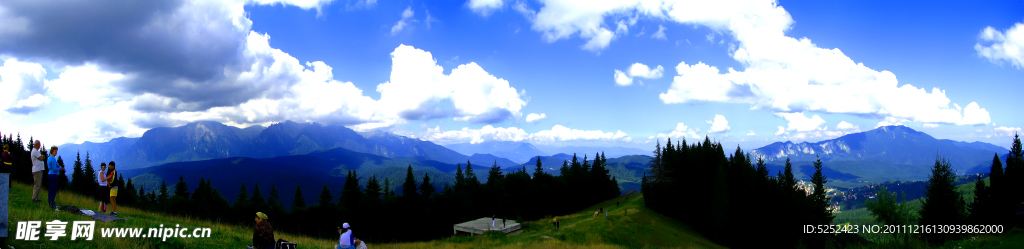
<box><xmin>97</xmin><ymin>162</ymin><xmax>109</xmax><ymax>212</ymax></box>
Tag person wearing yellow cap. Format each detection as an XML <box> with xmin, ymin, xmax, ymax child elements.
<box><xmin>252</xmin><ymin>212</ymin><xmax>275</xmax><ymax>249</ymax></box>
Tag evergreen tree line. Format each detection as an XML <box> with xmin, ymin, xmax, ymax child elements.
<box><xmin>2</xmin><ymin>133</ymin><xmax>622</xmax><ymax>243</ymax></box>
<box><xmin>866</xmin><ymin>134</ymin><xmax>1024</xmax><ymax>245</ymax></box>
<box><xmin>641</xmin><ymin>137</ymin><xmax>834</xmax><ymax>248</ymax></box>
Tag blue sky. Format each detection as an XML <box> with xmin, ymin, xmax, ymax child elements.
<box><xmin>1</xmin><ymin>0</ymin><xmax>1022</xmax><ymax>151</ymax></box>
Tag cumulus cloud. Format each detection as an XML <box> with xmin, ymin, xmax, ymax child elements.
<box><xmin>377</xmin><ymin>45</ymin><xmax>527</xmax><ymax>123</ymax></box>
<box><xmin>994</xmin><ymin>126</ymin><xmax>1022</xmax><ymax>136</ymax></box>
<box><xmin>836</xmin><ymin>121</ymin><xmax>858</xmax><ymax>130</ymax></box>
<box><xmin>391</xmin><ymin>6</ymin><xmax>415</xmax><ymax>35</ymax></box>
<box><xmin>416</xmin><ymin>124</ymin><xmax>630</xmax><ymax>144</ymax></box>
<box><xmin>976</xmin><ymin>22</ymin><xmax>1024</xmax><ymax>69</ymax></box>
<box><xmin>747</xmin><ymin>130</ymin><xmax>755</xmax><ymax>136</ymax></box>
<box><xmin>875</xmin><ymin>117</ymin><xmax>906</xmax><ymax>128</ymax></box>
<box><xmin>922</xmin><ymin>123</ymin><xmax>939</xmax><ymax>128</ymax></box>
<box><xmin>774</xmin><ymin>126</ymin><xmax>785</xmax><ymax>136</ymax></box>
<box><xmin>613</xmin><ymin>69</ymin><xmax>632</xmax><ymax>86</ymax></box>
<box><xmin>468</xmin><ymin>0</ymin><xmax>504</xmax><ymax>17</ymax></box>
<box><xmin>514</xmin><ymin>0</ymin><xmax>991</xmax><ymax>126</ymax></box>
<box><xmin>652</xmin><ymin>122</ymin><xmax>701</xmax><ymax>140</ymax></box>
<box><xmin>613</xmin><ymin>62</ymin><xmax>664</xmax><ymax>86</ymax></box>
<box><xmin>775</xmin><ymin>112</ymin><xmax>825</xmax><ymax>132</ymax></box>
<box><xmin>525</xmin><ymin>113</ymin><xmax>547</xmax><ymax>123</ymax></box>
<box><xmin>707</xmin><ymin>114</ymin><xmax>730</xmax><ymax>133</ymax></box>
<box><xmin>0</xmin><ymin>0</ymin><xmax>529</xmax><ymax>144</ymax></box>
<box><xmin>0</xmin><ymin>58</ymin><xmax>48</xmax><ymax>114</ymax></box>
<box><xmin>651</xmin><ymin>24</ymin><xmax>667</xmax><ymax>40</ymax></box>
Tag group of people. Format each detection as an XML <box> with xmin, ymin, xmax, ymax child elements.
<box><xmin>27</xmin><ymin>139</ymin><xmax>118</xmax><ymax>215</ymax></box>
<box><xmin>250</xmin><ymin>212</ymin><xmax>363</xmax><ymax>249</ymax></box>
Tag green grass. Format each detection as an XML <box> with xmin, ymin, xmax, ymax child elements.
<box><xmin>8</xmin><ymin>181</ymin><xmax>720</xmax><ymax>249</ymax></box>
<box><xmin>7</xmin><ymin>182</ymin><xmax>339</xmax><ymax>248</ymax></box>
<box><xmin>372</xmin><ymin>194</ymin><xmax>725</xmax><ymax>249</ymax></box>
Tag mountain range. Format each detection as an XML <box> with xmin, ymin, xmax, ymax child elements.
<box><xmin>59</xmin><ymin>121</ymin><xmax>476</xmax><ymax>169</ymax></box>
<box><xmin>751</xmin><ymin>125</ymin><xmax>1007</xmax><ymax>185</ymax></box>
<box><xmin>63</xmin><ymin>121</ymin><xmax>1010</xmax><ymax>197</ymax></box>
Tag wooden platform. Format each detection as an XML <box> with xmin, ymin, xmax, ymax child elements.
<box><xmin>453</xmin><ymin>217</ymin><xmax>521</xmax><ymax>235</ymax></box>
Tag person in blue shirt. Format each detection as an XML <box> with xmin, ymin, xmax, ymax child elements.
<box><xmin>46</xmin><ymin>146</ymin><xmax>62</xmax><ymax>210</ymax></box>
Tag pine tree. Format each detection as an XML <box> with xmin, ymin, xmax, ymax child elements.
<box><xmin>783</xmin><ymin>157</ymin><xmax>796</xmax><ymax>191</ymax></box>
<box><xmin>383</xmin><ymin>177</ymin><xmax>392</xmax><ymax>199</ymax></box>
<box><xmin>465</xmin><ymin>161</ymin><xmax>480</xmax><ymax>188</ymax></box>
<box><xmin>486</xmin><ymin>162</ymin><xmax>503</xmax><ymax>188</ymax></box>
<box><xmin>341</xmin><ymin>170</ymin><xmax>362</xmax><ymax>209</ymax></box>
<box><xmin>402</xmin><ymin>165</ymin><xmax>419</xmax><ymax>199</ymax></box>
<box><xmin>70</xmin><ymin>152</ymin><xmax>84</xmax><ymax>194</ymax></box>
<box><xmin>918</xmin><ymin>157</ymin><xmax>967</xmax><ymax>244</ymax></box>
<box><xmin>365</xmin><ymin>175</ymin><xmax>382</xmax><ymax>201</ymax></box>
<box><xmin>84</xmin><ymin>152</ymin><xmax>96</xmax><ymax>191</ymax></box>
<box><xmin>807</xmin><ymin>156</ymin><xmax>835</xmax><ymax>245</ymax></box>
<box><xmin>174</xmin><ymin>176</ymin><xmax>190</xmax><ymax>199</ymax></box>
<box><xmin>251</xmin><ymin>181</ymin><xmax>267</xmax><ymax>211</ymax></box>
<box><xmin>969</xmin><ymin>175</ymin><xmax>990</xmax><ymax>225</ymax></box>
<box><xmin>419</xmin><ymin>172</ymin><xmax>435</xmax><ymax>199</ymax></box>
<box><xmin>455</xmin><ymin>163</ymin><xmax>465</xmax><ymax>190</ymax></box>
<box><xmin>317</xmin><ymin>185</ymin><xmax>333</xmax><ymax>207</ymax></box>
<box><xmin>268</xmin><ymin>184</ymin><xmax>284</xmax><ymax>214</ymax></box>
<box><xmin>235</xmin><ymin>182</ymin><xmax>249</xmax><ymax>208</ymax></box>
<box><xmin>534</xmin><ymin>157</ymin><xmax>544</xmax><ymax>177</ymax></box>
<box><xmin>292</xmin><ymin>185</ymin><xmax>306</xmax><ymax>209</ymax></box>
<box><xmin>57</xmin><ymin>156</ymin><xmax>68</xmax><ymax>189</ymax></box>
<box><xmin>158</xmin><ymin>180</ymin><xmax>169</xmax><ymax>204</ymax></box>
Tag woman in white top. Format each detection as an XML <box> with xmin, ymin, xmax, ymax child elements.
<box><xmin>97</xmin><ymin>162</ymin><xmax>108</xmax><ymax>212</ymax></box>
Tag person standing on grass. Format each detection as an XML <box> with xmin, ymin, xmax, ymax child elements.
<box><xmin>3</xmin><ymin>144</ymin><xmax>14</xmax><ymax>188</ymax></box>
<box><xmin>97</xmin><ymin>162</ymin><xmax>108</xmax><ymax>212</ymax></box>
<box><xmin>30</xmin><ymin>140</ymin><xmax>45</xmax><ymax>202</ymax></box>
<box><xmin>253</xmin><ymin>212</ymin><xmax>275</xmax><ymax>249</ymax></box>
<box><xmin>107</xmin><ymin>161</ymin><xmax>118</xmax><ymax>216</ymax></box>
<box><xmin>46</xmin><ymin>146</ymin><xmax>61</xmax><ymax>210</ymax></box>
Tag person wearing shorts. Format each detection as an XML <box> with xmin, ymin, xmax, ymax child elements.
<box><xmin>97</xmin><ymin>162</ymin><xmax>109</xmax><ymax>212</ymax></box>
<box><xmin>107</xmin><ymin>161</ymin><xmax>118</xmax><ymax>216</ymax></box>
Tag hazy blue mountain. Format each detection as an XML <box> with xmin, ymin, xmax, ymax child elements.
<box><xmin>466</xmin><ymin>153</ymin><xmax>519</xmax><ymax>168</ymax></box>
<box><xmin>751</xmin><ymin>125</ymin><xmax>1003</xmax><ymax>183</ymax></box>
<box><xmin>57</xmin><ymin>120</ymin><xmax>476</xmax><ymax>170</ymax></box>
<box><xmin>941</xmin><ymin>139</ymin><xmax>1007</xmax><ymax>154</ymax></box>
<box><xmin>536</xmin><ymin>145</ymin><xmax>651</xmax><ymax>159</ymax></box>
<box><xmin>122</xmin><ymin>146</ymin><xmax>459</xmax><ymax>210</ymax></box>
<box><xmin>443</xmin><ymin>141</ymin><xmax>546</xmax><ymax>163</ymax></box>
<box><xmin>360</xmin><ymin>130</ymin><xmax>469</xmax><ymax>164</ymax></box>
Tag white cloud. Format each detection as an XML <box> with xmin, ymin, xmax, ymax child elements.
<box><xmin>774</xmin><ymin>126</ymin><xmax>785</xmax><ymax>136</ymax></box>
<box><xmin>628</xmin><ymin>63</ymin><xmax>664</xmax><ymax>79</ymax></box>
<box><xmin>514</xmin><ymin>0</ymin><xmax>991</xmax><ymax>126</ymax></box>
<box><xmin>707</xmin><ymin>114</ymin><xmax>730</xmax><ymax>133</ymax></box>
<box><xmin>45</xmin><ymin>63</ymin><xmax>128</xmax><ymax>108</ymax></box>
<box><xmin>0</xmin><ymin>58</ymin><xmax>48</xmax><ymax>114</ymax></box>
<box><xmin>416</xmin><ymin>124</ymin><xmax>630</xmax><ymax>144</ymax></box>
<box><xmin>994</xmin><ymin>126</ymin><xmax>1022</xmax><ymax>136</ymax></box>
<box><xmin>922</xmin><ymin>123</ymin><xmax>939</xmax><ymax>128</ymax></box>
<box><xmin>391</xmin><ymin>6</ymin><xmax>415</xmax><ymax>35</ymax></box>
<box><xmin>651</xmin><ymin>24</ymin><xmax>667</xmax><ymax>40</ymax></box>
<box><xmin>468</xmin><ymin>0</ymin><xmax>504</xmax><ymax>17</ymax></box>
<box><xmin>836</xmin><ymin>121</ymin><xmax>858</xmax><ymax>130</ymax></box>
<box><xmin>525</xmin><ymin>113</ymin><xmax>547</xmax><ymax>123</ymax></box>
<box><xmin>377</xmin><ymin>44</ymin><xmax>527</xmax><ymax>123</ymax></box>
<box><xmin>613</xmin><ymin>69</ymin><xmax>632</xmax><ymax>86</ymax></box>
<box><xmin>747</xmin><ymin>130</ymin><xmax>755</xmax><ymax>136</ymax></box>
<box><xmin>775</xmin><ymin>112</ymin><xmax>825</xmax><ymax>132</ymax></box>
<box><xmin>653</xmin><ymin>122</ymin><xmax>701</xmax><ymax>140</ymax></box>
<box><xmin>875</xmin><ymin>117</ymin><xmax>906</xmax><ymax>128</ymax></box>
<box><xmin>613</xmin><ymin>62</ymin><xmax>663</xmax><ymax>86</ymax></box>
<box><xmin>976</xmin><ymin>22</ymin><xmax>1024</xmax><ymax>69</ymax></box>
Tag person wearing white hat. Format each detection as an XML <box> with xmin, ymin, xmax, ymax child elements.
<box><xmin>337</xmin><ymin>223</ymin><xmax>355</xmax><ymax>249</ymax></box>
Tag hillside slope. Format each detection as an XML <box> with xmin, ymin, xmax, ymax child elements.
<box><xmin>375</xmin><ymin>193</ymin><xmax>725</xmax><ymax>249</ymax></box>
<box><xmin>7</xmin><ymin>182</ymin><xmax>338</xmax><ymax>248</ymax></box>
